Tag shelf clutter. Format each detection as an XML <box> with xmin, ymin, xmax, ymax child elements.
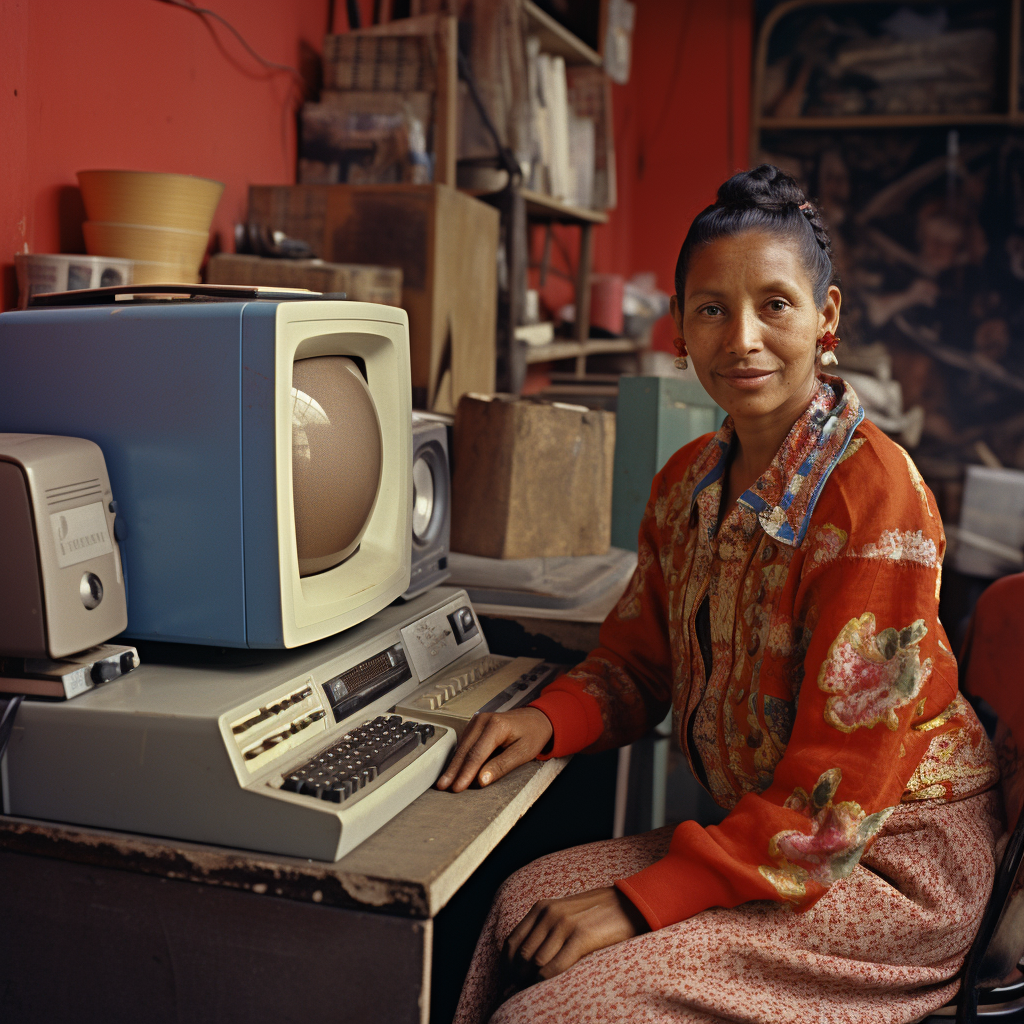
<box><xmin>34</xmin><ymin>2</ymin><xmax>640</xmax><ymax>407</ymax></box>
<box><xmin>285</xmin><ymin>0</ymin><xmax>634</xmax><ymax>396</ymax></box>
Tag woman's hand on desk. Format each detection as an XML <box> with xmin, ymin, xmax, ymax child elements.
<box><xmin>435</xmin><ymin>708</ymin><xmax>553</xmax><ymax>793</ymax></box>
<box><xmin>504</xmin><ymin>886</ymin><xmax>649</xmax><ymax>983</ymax></box>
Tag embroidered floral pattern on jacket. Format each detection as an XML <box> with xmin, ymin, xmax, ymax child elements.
<box><xmin>759</xmin><ymin>768</ymin><xmax>895</xmax><ymax>902</ymax></box>
<box><xmin>905</xmin><ymin>695</ymin><xmax>1000</xmax><ymax>802</ymax></box>
<box><xmin>818</xmin><ymin>614</ymin><xmax>932</xmax><ymax>732</ymax></box>
<box><xmin>808</xmin><ymin>524</ymin><xmax>848</xmax><ymax>567</ymax></box>
<box><xmin>855</xmin><ymin>529</ymin><xmax>938</xmax><ymax>567</ymax></box>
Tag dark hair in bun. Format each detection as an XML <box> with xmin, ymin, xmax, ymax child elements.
<box><xmin>674</xmin><ymin>164</ymin><xmax>835</xmax><ymax>308</ymax></box>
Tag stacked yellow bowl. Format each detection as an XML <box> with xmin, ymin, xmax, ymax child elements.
<box><xmin>78</xmin><ymin>170</ymin><xmax>225</xmax><ymax>285</ymax></box>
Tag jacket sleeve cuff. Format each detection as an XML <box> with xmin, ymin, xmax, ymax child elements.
<box><xmin>529</xmin><ymin>680</ymin><xmax>605</xmax><ymax>759</ymax></box>
<box><xmin>613</xmin><ymin>821</ymin><xmax>763</xmax><ymax>930</ymax></box>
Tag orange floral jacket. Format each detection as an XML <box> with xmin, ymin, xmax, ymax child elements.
<box><xmin>531</xmin><ymin>377</ymin><xmax>999</xmax><ymax>930</ymax></box>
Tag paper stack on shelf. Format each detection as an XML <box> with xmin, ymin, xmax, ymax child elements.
<box><xmin>566</xmin><ymin>67</ymin><xmax>616</xmax><ymax>210</ymax></box>
<box><xmin>526</xmin><ymin>39</ymin><xmax>611</xmax><ymax>211</ymax></box>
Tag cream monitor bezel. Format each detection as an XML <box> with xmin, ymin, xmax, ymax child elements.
<box><xmin>274</xmin><ymin>301</ymin><xmax>412</xmax><ymax>648</ymax></box>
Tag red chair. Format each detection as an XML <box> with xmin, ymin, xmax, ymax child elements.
<box><xmin>925</xmin><ymin>571</ymin><xmax>1024</xmax><ymax>1022</ymax></box>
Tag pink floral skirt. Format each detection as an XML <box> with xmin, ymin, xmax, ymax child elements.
<box><xmin>454</xmin><ymin>791</ymin><xmax>1002</xmax><ymax>1024</ymax></box>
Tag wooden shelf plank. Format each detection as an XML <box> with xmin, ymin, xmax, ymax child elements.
<box><xmin>458</xmin><ymin>187</ymin><xmax>608</xmax><ymax>224</ymax></box>
<box><xmin>523</xmin><ymin>337</ymin><xmax>638</xmax><ymax>364</ymax></box>
<box><xmin>521</xmin><ymin>188</ymin><xmax>609</xmax><ymax>224</ymax></box>
<box><xmin>523</xmin><ymin>0</ymin><xmax>601</xmax><ymax>67</ymax></box>
<box><xmin>759</xmin><ymin>112</ymin><xmax>1023</xmax><ymax>131</ymax></box>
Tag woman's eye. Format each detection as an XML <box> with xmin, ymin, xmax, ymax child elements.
<box><xmin>703</xmin><ymin>305</ymin><xmax>723</xmax><ymax>317</ymax></box>
<box><xmin>768</xmin><ymin>299</ymin><xmax>788</xmax><ymax>313</ymax></box>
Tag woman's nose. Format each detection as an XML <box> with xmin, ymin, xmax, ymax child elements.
<box><xmin>724</xmin><ymin>309</ymin><xmax>763</xmax><ymax>355</ymax></box>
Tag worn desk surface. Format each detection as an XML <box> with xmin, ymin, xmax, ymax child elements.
<box><xmin>0</xmin><ymin>757</ymin><xmax>567</xmax><ymax>919</ymax></box>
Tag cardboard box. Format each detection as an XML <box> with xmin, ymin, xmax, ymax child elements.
<box><xmin>206</xmin><ymin>254</ymin><xmax>402</xmax><ymax>306</ymax></box>
<box><xmin>248</xmin><ymin>183</ymin><xmax>498</xmax><ymax>412</ymax></box>
<box><xmin>451</xmin><ymin>395</ymin><xmax>615</xmax><ymax>559</ymax></box>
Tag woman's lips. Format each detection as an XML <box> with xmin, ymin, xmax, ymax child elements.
<box><xmin>719</xmin><ymin>367</ymin><xmax>776</xmax><ymax>390</ymax></box>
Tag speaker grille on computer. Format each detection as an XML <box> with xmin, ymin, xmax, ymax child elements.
<box><xmin>402</xmin><ymin>417</ymin><xmax>451</xmax><ymax>600</ymax></box>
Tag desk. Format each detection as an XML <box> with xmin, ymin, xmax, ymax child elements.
<box><xmin>0</xmin><ymin>758</ymin><xmax>569</xmax><ymax>1024</ymax></box>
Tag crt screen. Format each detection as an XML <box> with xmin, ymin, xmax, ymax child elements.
<box><xmin>291</xmin><ymin>355</ymin><xmax>383</xmax><ymax>577</ymax></box>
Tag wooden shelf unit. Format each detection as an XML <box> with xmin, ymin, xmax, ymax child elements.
<box><xmin>522</xmin><ymin>0</ymin><xmax>602</xmax><ymax>67</ymax></box>
<box><xmin>523</xmin><ymin>337</ymin><xmax>637</xmax><ymax>365</ymax></box>
<box><xmin>760</xmin><ymin>113</ymin><xmax>1024</xmax><ymax>131</ymax></box>
<box><xmin>751</xmin><ymin>0</ymin><xmax>1024</xmax><ymax>155</ymax></box>
<box><xmin>521</xmin><ymin>187</ymin><xmax>609</xmax><ymax>224</ymax></box>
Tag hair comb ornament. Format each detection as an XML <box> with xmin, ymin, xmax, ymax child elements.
<box><xmin>673</xmin><ymin>336</ymin><xmax>688</xmax><ymax>371</ymax></box>
<box><xmin>819</xmin><ymin>330</ymin><xmax>839</xmax><ymax>366</ymax></box>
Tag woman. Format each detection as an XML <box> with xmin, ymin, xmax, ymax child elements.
<box><xmin>438</xmin><ymin>166</ymin><xmax>1002</xmax><ymax>1024</ymax></box>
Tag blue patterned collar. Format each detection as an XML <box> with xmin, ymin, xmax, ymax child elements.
<box><xmin>689</xmin><ymin>376</ymin><xmax>865</xmax><ymax>548</ymax></box>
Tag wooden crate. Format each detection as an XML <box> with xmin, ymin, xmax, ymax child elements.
<box><xmin>206</xmin><ymin>254</ymin><xmax>402</xmax><ymax>306</ymax></box>
<box><xmin>450</xmin><ymin>394</ymin><xmax>616</xmax><ymax>559</ymax></box>
<box><xmin>247</xmin><ymin>183</ymin><xmax>499</xmax><ymax>412</ymax></box>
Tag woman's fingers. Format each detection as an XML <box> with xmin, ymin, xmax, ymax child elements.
<box><xmin>503</xmin><ymin>901</ymin><xmax>545</xmax><ymax>964</ymax></box>
<box><xmin>503</xmin><ymin>887</ymin><xmax>650</xmax><ymax>983</ymax></box>
<box><xmin>435</xmin><ymin>713</ymin><xmax>491</xmax><ymax>790</ymax></box>
<box><xmin>476</xmin><ymin>736</ymin><xmax>537</xmax><ymax>787</ymax></box>
<box><xmin>537</xmin><ymin>934</ymin><xmax>589</xmax><ymax>980</ymax></box>
<box><xmin>446</xmin><ymin>716</ymin><xmax>509</xmax><ymax>792</ymax></box>
<box><xmin>511</xmin><ymin>902</ymin><xmax>559</xmax><ymax>966</ymax></box>
<box><xmin>529</xmin><ymin>918</ymin><xmax>573</xmax><ymax>969</ymax></box>
<box><xmin>436</xmin><ymin>708</ymin><xmax>554</xmax><ymax>793</ymax></box>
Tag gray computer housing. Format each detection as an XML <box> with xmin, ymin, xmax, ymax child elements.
<box><xmin>1</xmin><ymin>587</ymin><xmax>485</xmax><ymax>862</ymax></box>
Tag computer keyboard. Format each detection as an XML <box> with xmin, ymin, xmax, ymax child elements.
<box><xmin>281</xmin><ymin>714</ymin><xmax>437</xmax><ymax>804</ymax></box>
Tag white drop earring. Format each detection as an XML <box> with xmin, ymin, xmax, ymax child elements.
<box><xmin>673</xmin><ymin>336</ymin><xmax>688</xmax><ymax>370</ymax></box>
<box><xmin>818</xmin><ymin>331</ymin><xmax>839</xmax><ymax>366</ymax></box>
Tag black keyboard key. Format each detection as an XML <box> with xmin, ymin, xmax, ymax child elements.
<box><xmin>372</xmin><ymin>730</ymin><xmax>421</xmax><ymax>775</ymax></box>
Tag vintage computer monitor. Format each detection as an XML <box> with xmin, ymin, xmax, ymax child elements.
<box><xmin>0</xmin><ymin>286</ymin><xmax>412</xmax><ymax>649</ymax></box>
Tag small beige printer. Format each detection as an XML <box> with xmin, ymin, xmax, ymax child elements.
<box><xmin>0</xmin><ymin>434</ymin><xmax>127</xmax><ymax>659</ymax></box>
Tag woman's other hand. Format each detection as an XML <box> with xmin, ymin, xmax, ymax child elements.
<box><xmin>504</xmin><ymin>887</ymin><xmax>649</xmax><ymax>982</ymax></box>
<box><xmin>435</xmin><ymin>707</ymin><xmax>553</xmax><ymax>792</ymax></box>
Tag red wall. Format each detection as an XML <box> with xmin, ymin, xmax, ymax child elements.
<box><xmin>1</xmin><ymin>0</ymin><xmax>327</xmax><ymax>309</ymax></box>
<box><xmin>1</xmin><ymin>0</ymin><xmax>751</xmax><ymax>320</ymax></box>
<box><xmin>534</xmin><ymin>0</ymin><xmax>752</xmax><ymax>355</ymax></box>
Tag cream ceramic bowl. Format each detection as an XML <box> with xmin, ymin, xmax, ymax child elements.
<box><xmin>83</xmin><ymin>220</ymin><xmax>209</xmax><ymax>268</ymax></box>
<box><xmin>77</xmin><ymin>170</ymin><xmax>224</xmax><ymax>233</ymax></box>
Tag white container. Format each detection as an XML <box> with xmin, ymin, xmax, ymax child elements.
<box><xmin>954</xmin><ymin>465</ymin><xmax>1024</xmax><ymax>578</ymax></box>
<box><xmin>14</xmin><ymin>253</ymin><xmax>135</xmax><ymax>309</ymax></box>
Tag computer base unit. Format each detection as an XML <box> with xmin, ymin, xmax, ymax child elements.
<box><xmin>1</xmin><ymin>588</ymin><xmax>491</xmax><ymax>862</ymax></box>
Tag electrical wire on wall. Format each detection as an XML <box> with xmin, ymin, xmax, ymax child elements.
<box><xmin>151</xmin><ymin>0</ymin><xmax>312</xmax><ymax>176</ymax></box>
<box><xmin>153</xmin><ymin>0</ymin><xmax>309</xmax><ymax>95</ymax></box>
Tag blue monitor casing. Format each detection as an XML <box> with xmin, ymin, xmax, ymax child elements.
<box><xmin>0</xmin><ymin>298</ymin><xmax>412</xmax><ymax>648</ymax></box>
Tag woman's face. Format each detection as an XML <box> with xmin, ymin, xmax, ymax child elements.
<box><xmin>672</xmin><ymin>230</ymin><xmax>840</xmax><ymax>428</ymax></box>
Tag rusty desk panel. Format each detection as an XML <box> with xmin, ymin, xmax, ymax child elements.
<box><xmin>0</xmin><ymin>758</ymin><xmax>567</xmax><ymax>1024</ymax></box>
<box><xmin>0</xmin><ymin>758</ymin><xmax>567</xmax><ymax>918</ymax></box>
